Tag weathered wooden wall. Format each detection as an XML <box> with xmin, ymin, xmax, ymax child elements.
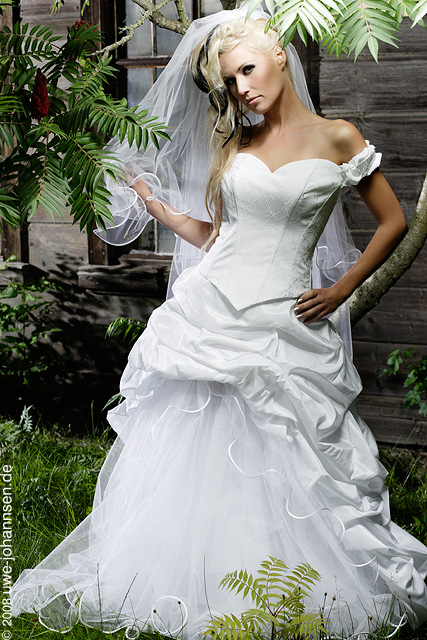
<box><xmin>318</xmin><ymin>20</ymin><xmax>427</xmax><ymax>446</ymax></box>
<box><xmin>2</xmin><ymin>4</ymin><xmax>427</xmax><ymax>443</ymax></box>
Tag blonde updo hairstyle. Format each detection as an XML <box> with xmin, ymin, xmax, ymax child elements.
<box><xmin>190</xmin><ymin>17</ymin><xmax>292</xmax><ymax>250</ymax></box>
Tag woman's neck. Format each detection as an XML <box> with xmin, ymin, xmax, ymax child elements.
<box><xmin>261</xmin><ymin>83</ymin><xmax>315</xmax><ymax>136</ymax></box>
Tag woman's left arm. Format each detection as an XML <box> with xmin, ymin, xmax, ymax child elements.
<box><xmin>295</xmin><ymin>168</ymin><xmax>408</xmax><ymax>324</ymax></box>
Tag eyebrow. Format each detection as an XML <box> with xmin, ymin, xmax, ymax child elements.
<box><xmin>222</xmin><ymin>61</ymin><xmax>254</xmax><ymax>79</ymax></box>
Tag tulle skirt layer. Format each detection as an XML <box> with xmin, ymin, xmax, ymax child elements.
<box><xmin>10</xmin><ymin>267</ymin><xmax>427</xmax><ymax>638</ymax></box>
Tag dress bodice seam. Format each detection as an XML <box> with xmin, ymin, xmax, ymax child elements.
<box><xmin>235</xmin><ymin>153</ymin><xmax>342</xmax><ymax>175</ymax></box>
<box><xmin>256</xmin><ymin>164</ymin><xmax>317</xmax><ymax>298</ymax></box>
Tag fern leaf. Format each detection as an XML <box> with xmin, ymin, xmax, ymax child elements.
<box><xmin>220</xmin><ymin>569</ymin><xmax>269</xmax><ymax>610</ymax></box>
<box><xmin>0</xmin><ymin>188</ymin><xmax>21</xmax><ymax>227</ymax></box>
<box><xmin>69</xmin><ymin>57</ymin><xmax>116</xmax><ymax>103</ymax></box>
<box><xmin>15</xmin><ymin>148</ymin><xmax>69</xmax><ymax>220</ymax></box>
<box><xmin>105</xmin><ymin>317</ymin><xmax>145</xmax><ymax>344</ymax></box>
<box><xmin>411</xmin><ymin>0</ymin><xmax>427</xmax><ymax>22</ymax></box>
<box><xmin>337</xmin><ymin>0</ymin><xmax>399</xmax><ymax>60</ymax></box>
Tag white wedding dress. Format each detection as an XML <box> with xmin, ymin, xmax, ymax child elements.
<box><xmin>10</xmin><ymin>145</ymin><xmax>427</xmax><ymax>639</ymax></box>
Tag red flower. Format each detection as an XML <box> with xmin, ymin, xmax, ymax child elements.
<box><xmin>30</xmin><ymin>68</ymin><xmax>49</xmax><ymax>121</ymax></box>
<box><xmin>67</xmin><ymin>19</ymin><xmax>91</xmax><ymax>33</ymax></box>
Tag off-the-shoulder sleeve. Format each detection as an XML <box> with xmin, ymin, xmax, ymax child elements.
<box><xmin>340</xmin><ymin>140</ymin><xmax>382</xmax><ymax>187</ymax></box>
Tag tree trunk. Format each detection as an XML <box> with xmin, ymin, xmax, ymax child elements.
<box><xmin>349</xmin><ymin>171</ymin><xmax>427</xmax><ymax>326</ymax></box>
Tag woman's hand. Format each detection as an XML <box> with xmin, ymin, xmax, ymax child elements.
<box><xmin>125</xmin><ymin>173</ymin><xmax>213</xmax><ymax>250</ymax></box>
<box><xmin>294</xmin><ymin>284</ymin><xmax>347</xmax><ymax>324</ymax></box>
<box><xmin>127</xmin><ymin>175</ymin><xmax>153</xmax><ymax>203</ymax></box>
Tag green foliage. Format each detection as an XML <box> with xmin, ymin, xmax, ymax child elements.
<box><xmin>50</xmin><ymin>0</ymin><xmax>91</xmax><ymax>16</ymax></box>
<box><xmin>381</xmin><ymin>348</ymin><xmax>427</xmax><ymax>416</ymax></box>
<box><xmin>0</xmin><ymin>20</ymin><xmax>169</xmax><ymax>232</ymax></box>
<box><xmin>0</xmin><ymin>0</ymin><xmax>12</xmax><ymax>17</ymax></box>
<box><xmin>205</xmin><ymin>557</ymin><xmax>327</xmax><ymax>640</ymax></box>
<box><xmin>0</xmin><ymin>410</ymin><xmax>111</xmax><ymax>576</ymax></box>
<box><xmin>380</xmin><ymin>446</ymin><xmax>427</xmax><ymax>544</ymax></box>
<box><xmin>106</xmin><ymin>316</ymin><xmax>146</xmax><ymax>344</ymax></box>
<box><xmin>244</xmin><ymin>0</ymin><xmax>427</xmax><ymax>61</ymax></box>
<box><xmin>0</xmin><ymin>256</ymin><xmax>60</xmax><ymax>386</ymax></box>
<box><xmin>4</xmin><ymin>415</ymin><xmax>427</xmax><ymax>639</ymax></box>
<box><xmin>102</xmin><ymin>317</ymin><xmax>145</xmax><ymax>411</ymax></box>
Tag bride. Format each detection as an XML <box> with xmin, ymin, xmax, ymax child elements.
<box><xmin>10</xmin><ymin>7</ymin><xmax>427</xmax><ymax>639</ymax></box>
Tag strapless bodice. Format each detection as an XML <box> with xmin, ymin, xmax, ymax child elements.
<box><xmin>197</xmin><ymin>142</ymin><xmax>381</xmax><ymax>310</ymax></box>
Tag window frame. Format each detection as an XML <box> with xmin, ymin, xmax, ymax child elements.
<box><xmin>85</xmin><ymin>0</ymin><xmax>201</xmax><ymax>268</ymax></box>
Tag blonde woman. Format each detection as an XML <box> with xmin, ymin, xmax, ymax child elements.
<box><xmin>10</xmin><ymin>8</ymin><xmax>427</xmax><ymax>640</ymax></box>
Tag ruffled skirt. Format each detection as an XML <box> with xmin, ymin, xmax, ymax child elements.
<box><xmin>10</xmin><ymin>267</ymin><xmax>427</xmax><ymax>638</ymax></box>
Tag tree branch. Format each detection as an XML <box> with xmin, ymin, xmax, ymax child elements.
<box><xmin>174</xmin><ymin>0</ymin><xmax>189</xmax><ymax>26</ymax></box>
<box><xmin>97</xmin><ymin>0</ymin><xmax>239</xmax><ymax>60</ymax></box>
<box><xmin>99</xmin><ymin>0</ymin><xmax>179</xmax><ymax>60</ymax></box>
<box><xmin>349</xmin><ymin>171</ymin><xmax>427</xmax><ymax>326</ymax></box>
<box><xmin>131</xmin><ymin>0</ymin><xmax>189</xmax><ymax>34</ymax></box>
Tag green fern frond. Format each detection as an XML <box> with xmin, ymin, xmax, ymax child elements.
<box><xmin>246</xmin><ymin>0</ymin><xmax>343</xmax><ymax>48</ymax></box>
<box><xmin>244</xmin><ymin>0</ymin><xmax>411</xmax><ymax>59</ymax></box>
<box><xmin>220</xmin><ymin>570</ymin><xmax>266</xmax><ymax>609</ymax></box>
<box><xmin>334</xmin><ymin>0</ymin><xmax>400</xmax><ymax>60</ymax></box>
<box><xmin>58</xmin><ymin>131</ymin><xmax>120</xmax><ymax>191</ymax></box>
<box><xmin>411</xmin><ymin>0</ymin><xmax>427</xmax><ymax>22</ymax></box>
<box><xmin>0</xmin><ymin>17</ymin><xmax>170</xmax><ymax>233</ymax></box>
<box><xmin>0</xmin><ymin>188</ymin><xmax>21</xmax><ymax>227</ymax></box>
<box><xmin>14</xmin><ymin>149</ymin><xmax>69</xmax><ymax>219</ymax></box>
<box><xmin>321</xmin><ymin>24</ymin><xmax>350</xmax><ymax>58</ymax></box>
<box><xmin>105</xmin><ymin>317</ymin><xmax>146</xmax><ymax>344</ymax></box>
<box><xmin>205</xmin><ymin>557</ymin><xmax>324</xmax><ymax>640</ymax></box>
<box><xmin>68</xmin><ymin>57</ymin><xmax>117</xmax><ymax>103</ymax></box>
<box><xmin>53</xmin><ymin>105</ymin><xmax>91</xmax><ymax>134</ymax></box>
<box><xmin>204</xmin><ymin>612</ymin><xmax>255</xmax><ymax>640</ymax></box>
<box><xmin>87</xmin><ymin>99</ymin><xmax>169</xmax><ymax>149</ymax></box>
<box><xmin>0</xmin><ymin>23</ymin><xmax>61</xmax><ymax>61</ymax></box>
<box><xmin>44</xmin><ymin>57</ymin><xmax>84</xmax><ymax>88</ymax></box>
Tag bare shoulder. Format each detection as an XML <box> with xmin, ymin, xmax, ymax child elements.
<box><xmin>322</xmin><ymin>119</ymin><xmax>367</xmax><ymax>163</ymax></box>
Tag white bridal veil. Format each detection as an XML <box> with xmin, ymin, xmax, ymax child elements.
<box><xmin>95</xmin><ymin>7</ymin><xmax>361</xmax><ymax>355</ymax></box>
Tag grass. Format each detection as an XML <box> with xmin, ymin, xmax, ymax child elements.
<box><xmin>1</xmin><ymin>412</ymin><xmax>427</xmax><ymax>640</ymax></box>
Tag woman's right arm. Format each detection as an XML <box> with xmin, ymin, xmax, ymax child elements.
<box><xmin>131</xmin><ymin>178</ymin><xmax>215</xmax><ymax>251</ymax></box>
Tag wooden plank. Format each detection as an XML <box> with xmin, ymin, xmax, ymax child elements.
<box><xmin>79</xmin><ymin>254</ymin><xmax>172</xmax><ymax>297</ymax></box>
<box><xmin>30</xmin><ymin>207</ymin><xmax>73</xmax><ymax>224</ymax></box>
<box><xmin>1</xmin><ymin>221</ymin><xmax>29</xmax><ymax>262</ymax></box>
<box><xmin>82</xmin><ymin>0</ymin><xmax>100</xmax><ymax>27</ymax></box>
<box><xmin>28</xmin><ymin>222</ymin><xmax>87</xmax><ymax>278</ymax></box>
<box><xmin>321</xmin><ymin>113</ymin><xmax>427</xmax><ymax>172</ymax></box>
<box><xmin>350</xmin><ymin>230</ymin><xmax>427</xmax><ymax>289</ymax></box>
<box><xmin>53</xmin><ymin>289</ymin><xmax>163</xmax><ymax>326</ymax></box>
<box><xmin>319</xmin><ymin>57</ymin><xmax>427</xmax><ymax>114</ymax></box>
<box><xmin>0</xmin><ymin>260</ymin><xmax>47</xmax><ymax>285</ymax></box>
<box><xmin>0</xmin><ymin>4</ymin><xmax>12</xmax><ymax>29</ymax></box>
<box><xmin>320</xmin><ymin>18</ymin><xmax>427</xmax><ymax>60</ymax></box>
<box><xmin>88</xmin><ymin>231</ymin><xmax>124</xmax><ymax>266</ymax></box>
<box><xmin>374</xmin><ymin>18</ymin><xmax>427</xmax><ymax>57</ymax></box>
<box><xmin>342</xmin><ymin>172</ymin><xmax>425</xmax><ymax>230</ymax></box>
<box><xmin>20</xmin><ymin>0</ymin><xmax>80</xmax><ymax>39</ymax></box>
<box><xmin>356</xmin><ymin>394</ymin><xmax>427</xmax><ymax>446</ymax></box>
<box><xmin>352</xmin><ymin>286</ymin><xmax>427</xmax><ymax>344</ymax></box>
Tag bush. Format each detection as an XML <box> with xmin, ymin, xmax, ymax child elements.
<box><xmin>0</xmin><ymin>256</ymin><xmax>63</xmax><ymax>414</ymax></box>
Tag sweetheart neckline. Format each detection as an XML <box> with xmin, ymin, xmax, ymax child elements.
<box><xmin>235</xmin><ymin>152</ymin><xmax>342</xmax><ymax>175</ymax></box>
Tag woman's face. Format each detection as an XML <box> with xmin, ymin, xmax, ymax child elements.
<box><xmin>219</xmin><ymin>44</ymin><xmax>287</xmax><ymax>114</ymax></box>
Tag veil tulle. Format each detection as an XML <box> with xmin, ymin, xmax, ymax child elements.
<box><xmin>96</xmin><ymin>7</ymin><xmax>361</xmax><ymax>356</ymax></box>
